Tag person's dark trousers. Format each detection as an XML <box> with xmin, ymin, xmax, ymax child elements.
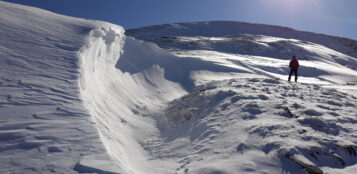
<box><xmin>288</xmin><ymin>69</ymin><xmax>298</xmax><ymax>82</ymax></box>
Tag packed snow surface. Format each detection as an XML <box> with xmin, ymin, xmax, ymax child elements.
<box><xmin>1</xmin><ymin>1</ymin><xmax>357</xmax><ymax>174</ymax></box>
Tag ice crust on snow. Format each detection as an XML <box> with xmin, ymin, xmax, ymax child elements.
<box><xmin>1</xmin><ymin>1</ymin><xmax>357</xmax><ymax>174</ymax></box>
<box><xmin>164</xmin><ymin>79</ymin><xmax>356</xmax><ymax>173</ymax></box>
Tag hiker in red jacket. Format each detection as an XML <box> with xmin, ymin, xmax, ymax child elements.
<box><xmin>288</xmin><ymin>56</ymin><xmax>299</xmax><ymax>82</ymax></box>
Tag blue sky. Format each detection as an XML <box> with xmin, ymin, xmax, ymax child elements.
<box><xmin>4</xmin><ymin>0</ymin><xmax>357</xmax><ymax>40</ymax></box>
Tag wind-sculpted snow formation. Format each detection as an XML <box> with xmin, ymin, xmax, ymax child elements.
<box><xmin>1</xmin><ymin>1</ymin><xmax>357</xmax><ymax>174</ymax></box>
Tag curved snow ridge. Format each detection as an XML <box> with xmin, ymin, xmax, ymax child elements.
<box><xmin>78</xmin><ymin>25</ymin><xmax>187</xmax><ymax>173</ymax></box>
<box><xmin>78</xmin><ymin>23</ymin><xmax>357</xmax><ymax>174</ymax></box>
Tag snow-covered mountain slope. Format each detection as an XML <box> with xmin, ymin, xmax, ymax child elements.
<box><xmin>1</xmin><ymin>1</ymin><xmax>357</xmax><ymax>174</ymax></box>
<box><xmin>0</xmin><ymin>2</ymin><xmax>121</xmax><ymax>173</ymax></box>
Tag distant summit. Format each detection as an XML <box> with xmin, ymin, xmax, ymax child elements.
<box><xmin>127</xmin><ymin>21</ymin><xmax>357</xmax><ymax>58</ymax></box>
